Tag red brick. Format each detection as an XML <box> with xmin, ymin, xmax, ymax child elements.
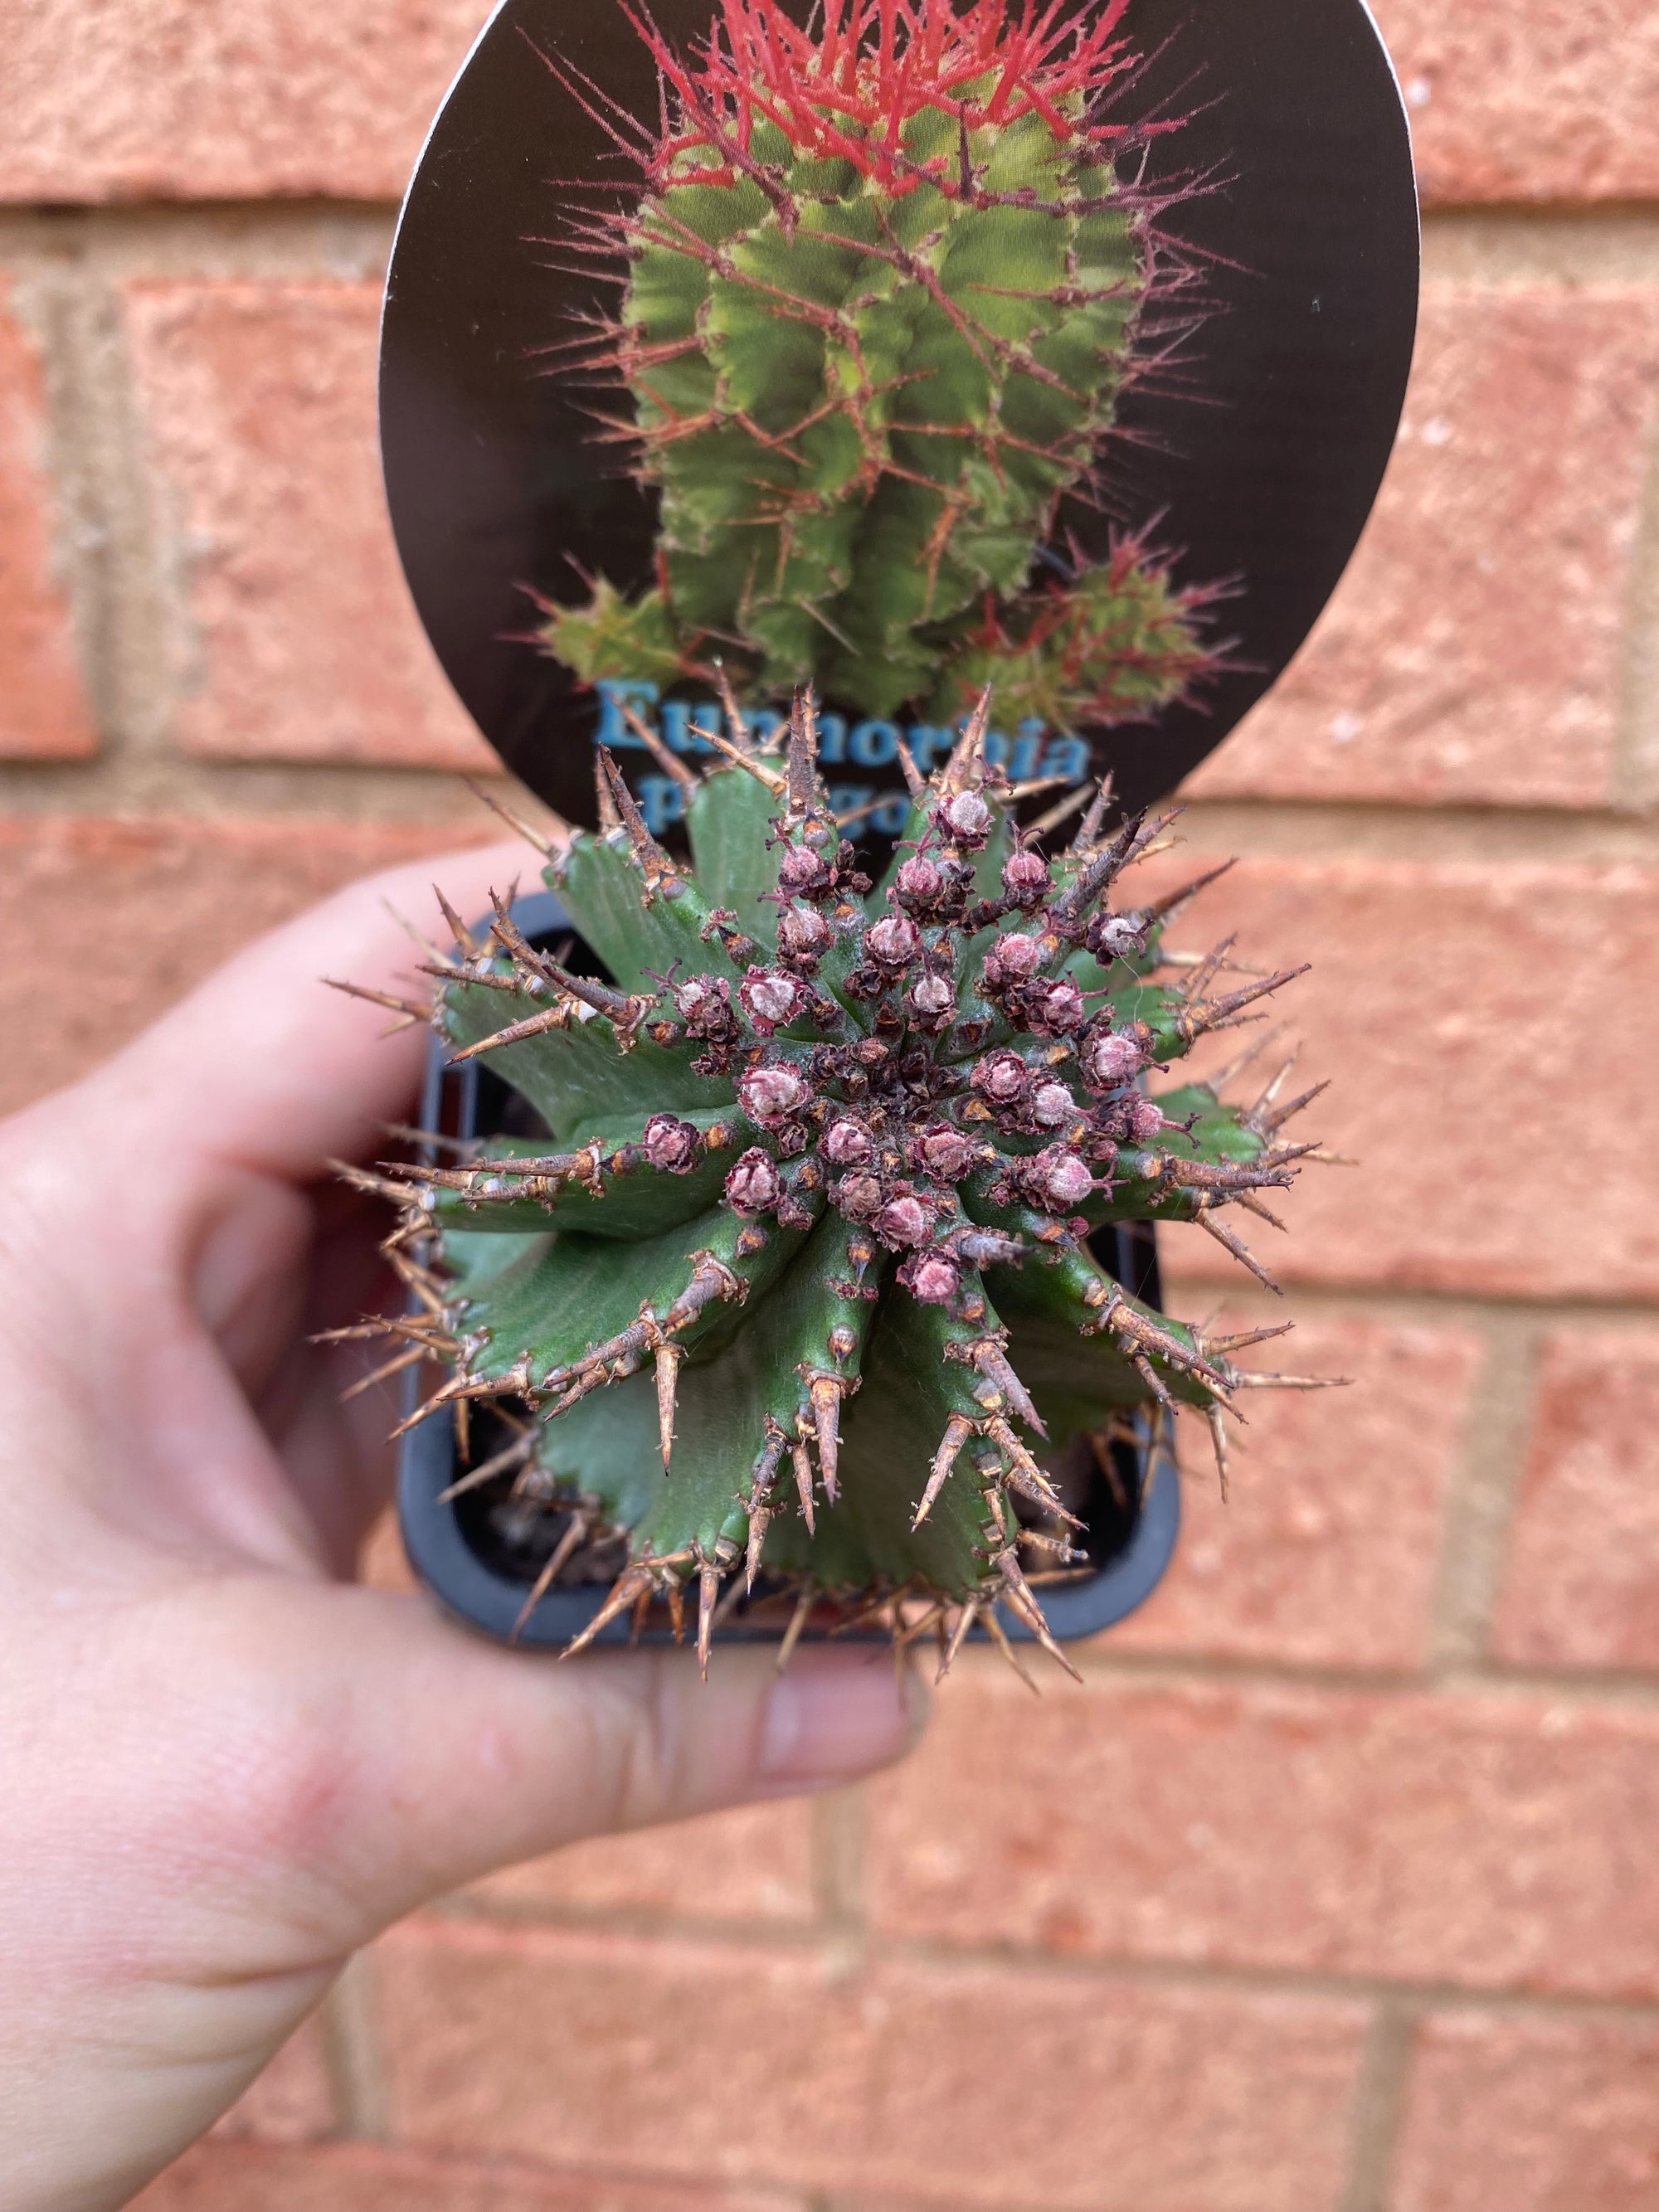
<box><xmin>1134</xmin><ymin>848</ymin><xmax>1659</xmax><ymax>1301</ymax></box>
<box><xmin>7</xmin><ymin>0</ymin><xmax>1659</xmax><ymax>210</ymax></box>
<box><xmin>209</xmin><ymin>2017</ymin><xmax>335</xmax><ymax>2146</ymax></box>
<box><xmin>379</xmin><ymin>1919</ymin><xmax>1365</xmax><ymax>2212</ymax></box>
<box><xmin>2</xmin><ymin>0</ymin><xmax>481</xmax><ymax>203</ymax></box>
<box><xmin>1374</xmin><ymin>0</ymin><xmax>1659</xmax><ymax>207</ymax></box>
<box><xmin>0</xmin><ymin>813</ymin><xmax>476</xmax><ymax>1114</ymax></box>
<box><xmin>1112</xmin><ymin>1318</ymin><xmax>1479</xmax><ymax>1670</ymax></box>
<box><xmin>122</xmin><ymin>282</ymin><xmax>494</xmax><ymax>770</ymax></box>
<box><xmin>1494</xmin><ymin>1330</ymin><xmax>1659</xmax><ymax>1671</ymax></box>
<box><xmin>136</xmin><ymin>2141</ymin><xmax>800</xmax><ymax>2212</ymax></box>
<box><xmin>0</xmin><ymin>280</ymin><xmax>97</xmax><ymax>760</ymax></box>
<box><xmin>469</xmin><ymin>1799</ymin><xmax>816</xmax><ymax>1927</ymax></box>
<box><xmin>1389</xmin><ymin>2011</ymin><xmax>1659</xmax><ymax>2212</ymax></box>
<box><xmin>864</xmin><ymin>1673</ymin><xmax>1659</xmax><ymax>1999</ymax></box>
<box><xmin>1189</xmin><ymin>291</ymin><xmax>1659</xmax><ymax>809</ymax></box>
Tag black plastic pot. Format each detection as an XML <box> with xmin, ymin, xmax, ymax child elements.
<box><xmin>396</xmin><ymin>892</ymin><xmax>1181</xmax><ymax>1650</ymax></box>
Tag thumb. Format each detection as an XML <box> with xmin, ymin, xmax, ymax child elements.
<box><xmin>227</xmin><ymin>1582</ymin><xmax>927</xmax><ymax>1950</ymax></box>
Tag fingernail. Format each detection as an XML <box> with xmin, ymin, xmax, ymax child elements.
<box><xmin>758</xmin><ymin>1648</ymin><xmax>930</xmax><ymax>1790</ymax></box>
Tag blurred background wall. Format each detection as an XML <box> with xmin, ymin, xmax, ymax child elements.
<box><xmin>4</xmin><ymin>2</ymin><xmax>1659</xmax><ymax>2208</ymax></box>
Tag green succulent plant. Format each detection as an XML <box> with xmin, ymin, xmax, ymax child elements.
<box><xmin>338</xmin><ymin>697</ymin><xmax>1324</xmax><ymax>1675</ymax></box>
<box><xmin>540</xmin><ymin>0</ymin><xmax>1221</xmax><ymax>729</ymax></box>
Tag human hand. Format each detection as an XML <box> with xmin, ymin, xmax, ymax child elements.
<box><xmin>0</xmin><ymin>843</ymin><xmax>927</xmax><ymax>2212</ymax></box>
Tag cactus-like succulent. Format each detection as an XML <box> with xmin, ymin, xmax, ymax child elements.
<box><xmin>339</xmin><ymin>696</ymin><xmax>1326</xmax><ymax>1675</ymax></box>
<box><xmin>540</xmin><ymin>0</ymin><xmax>1220</xmax><ymax>727</ymax></box>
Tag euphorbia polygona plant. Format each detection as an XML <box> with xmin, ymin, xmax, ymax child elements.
<box><xmin>340</xmin><ymin>698</ymin><xmax>1326</xmax><ymax>1677</ymax></box>
<box><xmin>538</xmin><ymin>0</ymin><xmax>1222</xmax><ymax>727</ymax></box>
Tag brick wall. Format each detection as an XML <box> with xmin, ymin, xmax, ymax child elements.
<box><xmin>4</xmin><ymin>3</ymin><xmax>1658</xmax><ymax>2208</ymax></box>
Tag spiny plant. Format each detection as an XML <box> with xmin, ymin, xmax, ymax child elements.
<box><xmin>538</xmin><ymin>0</ymin><xmax>1222</xmax><ymax>728</ymax></box>
<box><xmin>333</xmin><ymin>693</ymin><xmax>1333</xmax><ymax>1679</ymax></box>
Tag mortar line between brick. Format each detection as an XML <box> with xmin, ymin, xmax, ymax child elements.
<box><xmin>395</xmin><ymin>1905</ymin><xmax>1659</xmax><ymax>2023</ymax></box>
<box><xmin>1334</xmin><ymin>2001</ymin><xmax>1420</xmax><ymax>2212</ymax></box>
<box><xmin>319</xmin><ymin>1951</ymin><xmax>390</xmax><ymax>2143</ymax></box>
<box><xmin>1427</xmin><ymin>1312</ymin><xmax>1544</xmax><ymax>1668</ymax></box>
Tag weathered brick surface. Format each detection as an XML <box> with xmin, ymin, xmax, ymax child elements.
<box><xmin>123</xmin><ymin>281</ymin><xmax>494</xmax><ymax>770</ymax></box>
<box><xmin>0</xmin><ymin>813</ymin><xmax>476</xmax><ymax>1116</ymax></box>
<box><xmin>379</xmin><ymin>1919</ymin><xmax>1367</xmax><ymax>2212</ymax></box>
<box><xmin>1139</xmin><ymin>849</ymin><xmax>1659</xmax><ymax>1301</ymax></box>
<box><xmin>208</xmin><ymin>2018</ymin><xmax>335</xmax><ymax>2146</ymax></box>
<box><xmin>1189</xmin><ymin>290</ymin><xmax>1659</xmax><ymax>809</ymax></box>
<box><xmin>468</xmin><ymin>1799</ymin><xmax>816</xmax><ymax>1928</ymax></box>
<box><xmin>1373</xmin><ymin>0</ymin><xmax>1659</xmax><ymax>206</ymax></box>
<box><xmin>1</xmin><ymin>0</ymin><xmax>482</xmax><ymax>204</ymax></box>
<box><xmin>0</xmin><ymin>279</ymin><xmax>98</xmax><ymax>760</ymax></box>
<box><xmin>1494</xmin><ymin>1330</ymin><xmax>1659</xmax><ymax>1672</ymax></box>
<box><xmin>1389</xmin><ymin>2011</ymin><xmax>1659</xmax><ymax>2212</ymax></box>
<box><xmin>135</xmin><ymin>2141</ymin><xmax>803</xmax><ymax>2212</ymax></box>
<box><xmin>1113</xmin><ymin>1317</ymin><xmax>1481</xmax><ymax>1670</ymax></box>
<box><xmin>6</xmin><ymin>0</ymin><xmax>1659</xmax><ymax>208</ymax></box>
<box><xmin>864</xmin><ymin>1671</ymin><xmax>1659</xmax><ymax>1998</ymax></box>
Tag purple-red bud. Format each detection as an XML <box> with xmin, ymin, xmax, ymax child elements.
<box><xmin>917</xmin><ymin>1125</ymin><xmax>973</xmax><ymax>1181</ymax></box>
<box><xmin>1031</xmin><ymin>1081</ymin><xmax>1076</xmax><ymax>1130</ymax></box>
<box><xmin>1026</xmin><ymin>976</ymin><xmax>1087</xmax><ymax>1036</ymax></box>
<box><xmin>1028</xmin><ymin>1145</ymin><xmax>1094</xmax><ymax>1211</ymax></box>
<box><xmin>739</xmin><ymin>1064</ymin><xmax>808</xmax><ymax>1122</ymax></box>
<box><xmin>778</xmin><ymin>844</ymin><xmax>825</xmax><ymax>891</ymax></box>
<box><xmin>642</xmin><ymin>1114</ymin><xmax>699</xmax><ymax>1174</ymax></box>
<box><xmin>875</xmin><ymin>1192</ymin><xmax>931</xmax><ymax>1248</ymax></box>
<box><xmin>908</xmin><ymin>974</ymin><xmax>956</xmax><ymax>1021</ymax></box>
<box><xmin>895</xmin><ymin>856</ymin><xmax>947</xmax><ymax>911</ymax></box>
<box><xmin>1089</xmin><ymin>912</ymin><xmax>1146</xmax><ymax>962</ymax></box>
<box><xmin>740</xmin><ymin>966</ymin><xmax>802</xmax><ymax>1033</ymax></box>
<box><xmin>1083</xmin><ymin>1029</ymin><xmax>1145</xmax><ymax>1087</ymax></box>
<box><xmin>674</xmin><ymin>975</ymin><xmax>727</xmax><ymax>1029</ymax></box>
<box><xmin>1127</xmin><ymin>1096</ymin><xmax>1166</xmax><ymax>1144</ymax></box>
<box><xmin>866</xmin><ymin>913</ymin><xmax>921</xmax><ymax>968</ymax></box>
<box><xmin>1002</xmin><ymin>848</ymin><xmax>1050</xmax><ymax>902</ymax></box>
<box><xmin>777</xmin><ymin>906</ymin><xmax>834</xmax><ymax>960</ymax></box>
<box><xmin>904</xmin><ymin>1252</ymin><xmax>962</xmax><ymax>1305</ymax></box>
<box><xmin>971</xmin><ymin>1049</ymin><xmax>1029</xmax><ymax>1106</ymax></box>
<box><xmin>725</xmin><ymin>1148</ymin><xmax>782</xmax><ymax>1216</ymax></box>
<box><xmin>822</xmin><ymin>1116</ymin><xmax>874</xmax><ymax>1168</ymax></box>
<box><xmin>940</xmin><ymin>790</ymin><xmax>992</xmax><ymax>844</ymax></box>
<box><xmin>982</xmin><ymin>931</ymin><xmax>1044</xmax><ymax>990</ymax></box>
<box><xmin>834</xmin><ymin>1171</ymin><xmax>884</xmax><ymax>1221</ymax></box>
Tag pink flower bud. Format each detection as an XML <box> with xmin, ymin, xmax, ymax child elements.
<box><xmin>725</xmin><ymin>1148</ymin><xmax>782</xmax><ymax>1216</ymax></box>
<box><xmin>778</xmin><ymin>906</ymin><xmax>834</xmax><ymax>960</ymax></box>
<box><xmin>778</xmin><ymin>844</ymin><xmax>824</xmax><ymax>891</ymax></box>
<box><xmin>896</xmin><ymin>856</ymin><xmax>946</xmax><ymax>911</ymax></box>
<box><xmin>1083</xmin><ymin>1030</ymin><xmax>1144</xmax><ymax>1087</ymax></box>
<box><xmin>876</xmin><ymin>1193</ymin><xmax>931</xmax><ymax>1248</ymax></box>
<box><xmin>982</xmin><ymin>932</ymin><xmax>1044</xmax><ymax>993</ymax></box>
<box><xmin>643</xmin><ymin>1115</ymin><xmax>699</xmax><ymax>1174</ymax></box>
<box><xmin>1026</xmin><ymin>976</ymin><xmax>1086</xmax><ymax>1036</ymax></box>
<box><xmin>822</xmin><ymin>1117</ymin><xmax>874</xmax><ymax>1167</ymax></box>
<box><xmin>917</xmin><ymin>1125</ymin><xmax>973</xmax><ymax>1181</ymax></box>
<box><xmin>739</xmin><ymin>1064</ymin><xmax>808</xmax><ymax>1122</ymax></box>
<box><xmin>740</xmin><ymin>967</ymin><xmax>801</xmax><ymax>1033</ymax></box>
<box><xmin>1028</xmin><ymin>1146</ymin><xmax>1094</xmax><ymax>1211</ymax></box>
<box><xmin>1089</xmin><ymin>912</ymin><xmax>1146</xmax><ymax>962</ymax></box>
<box><xmin>1128</xmin><ymin>1096</ymin><xmax>1165</xmax><ymax>1144</ymax></box>
<box><xmin>941</xmin><ymin>790</ymin><xmax>992</xmax><ymax>843</ymax></box>
<box><xmin>865</xmin><ymin>913</ymin><xmax>921</xmax><ymax>968</ymax></box>
<box><xmin>905</xmin><ymin>1252</ymin><xmax>962</xmax><ymax>1305</ymax></box>
<box><xmin>834</xmin><ymin>1171</ymin><xmax>884</xmax><ymax>1221</ymax></box>
<box><xmin>1031</xmin><ymin>1081</ymin><xmax>1076</xmax><ymax>1130</ymax></box>
<box><xmin>908</xmin><ymin>974</ymin><xmax>956</xmax><ymax>1020</ymax></box>
<box><xmin>1002</xmin><ymin>849</ymin><xmax>1050</xmax><ymax>902</ymax></box>
<box><xmin>971</xmin><ymin>1049</ymin><xmax>1029</xmax><ymax>1105</ymax></box>
<box><xmin>674</xmin><ymin>975</ymin><xmax>722</xmax><ymax>1026</ymax></box>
